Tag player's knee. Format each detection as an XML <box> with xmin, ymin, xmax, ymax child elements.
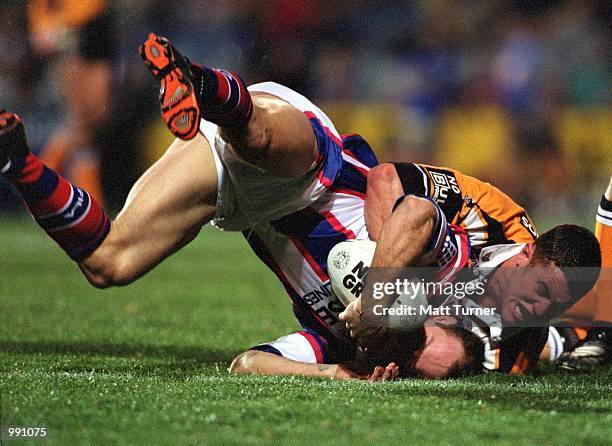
<box><xmin>80</xmin><ymin>242</ymin><xmax>137</xmax><ymax>289</ymax></box>
<box><xmin>85</xmin><ymin>265</ymin><xmax>132</xmax><ymax>289</ymax></box>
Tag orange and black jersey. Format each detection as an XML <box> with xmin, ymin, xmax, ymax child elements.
<box><xmin>393</xmin><ymin>162</ymin><xmax>538</xmax><ymax>254</ymax></box>
<box><xmin>393</xmin><ymin>162</ymin><xmax>541</xmax><ymax>374</ymax></box>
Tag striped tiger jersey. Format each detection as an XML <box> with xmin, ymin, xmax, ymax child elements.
<box><xmin>393</xmin><ymin>163</ymin><xmax>538</xmax><ymax>254</ymax></box>
<box><xmin>392</xmin><ymin>163</ymin><xmax>545</xmax><ymax>373</ymax></box>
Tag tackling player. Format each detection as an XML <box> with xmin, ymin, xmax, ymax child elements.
<box><xmin>340</xmin><ymin>162</ymin><xmax>602</xmax><ymax>373</ymax></box>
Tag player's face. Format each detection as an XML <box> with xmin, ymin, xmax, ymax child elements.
<box><xmin>494</xmin><ymin>263</ymin><xmax>573</xmax><ymax>324</ymax></box>
<box><xmin>403</xmin><ymin>326</ymin><xmax>465</xmax><ymax>379</ymax></box>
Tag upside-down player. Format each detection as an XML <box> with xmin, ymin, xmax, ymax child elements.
<box><xmin>0</xmin><ymin>34</ymin><xmax>601</xmax><ymax>378</ymax></box>
<box><xmin>0</xmin><ymin>34</ymin><xmax>480</xmax><ymax>379</ymax></box>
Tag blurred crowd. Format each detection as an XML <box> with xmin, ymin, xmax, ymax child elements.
<box><xmin>0</xmin><ymin>0</ymin><xmax>609</xmax><ymax>224</ymax></box>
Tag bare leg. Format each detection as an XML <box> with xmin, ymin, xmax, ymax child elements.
<box><xmin>80</xmin><ymin>134</ymin><xmax>218</xmax><ymax>287</ymax></box>
<box><xmin>1</xmin><ymin>112</ymin><xmax>218</xmax><ymax>289</ymax></box>
<box><xmin>140</xmin><ymin>34</ymin><xmax>317</xmax><ymax>179</ymax></box>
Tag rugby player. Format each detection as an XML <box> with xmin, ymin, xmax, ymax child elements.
<box><xmin>230</xmin><ymin>325</ymin><xmax>485</xmax><ymax>380</ymax></box>
<box><xmin>0</xmin><ymin>34</ymin><xmax>602</xmax><ymax>377</ymax></box>
<box><xmin>1</xmin><ymin>34</ymin><xmax>482</xmax><ymax>378</ymax></box>
<box><xmin>339</xmin><ymin>162</ymin><xmax>602</xmax><ymax>372</ymax></box>
<box><xmin>230</xmin><ymin>163</ymin><xmax>604</xmax><ymax>377</ymax></box>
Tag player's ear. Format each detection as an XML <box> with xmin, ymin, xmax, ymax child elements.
<box><xmin>517</xmin><ymin>242</ymin><xmax>536</xmax><ymax>266</ymax></box>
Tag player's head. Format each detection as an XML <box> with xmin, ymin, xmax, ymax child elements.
<box><xmin>531</xmin><ymin>224</ymin><xmax>602</xmax><ymax>294</ymax></box>
<box><xmin>492</xmin><ymin>224</ymin><xmax>601</xmax><ymax>324</ymax></box>
<box><xmin>361</xmin><ymin>325</ymin><xmax>483</xmax><ymax>379</ymax></box>
<box><xmin>403</xmin><ymin>326</ymin><xmax>484</xmax><ymax>379</ymax></box>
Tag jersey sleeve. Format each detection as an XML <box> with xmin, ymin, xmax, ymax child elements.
<box><xmin>393</xmin><ymin>162</ymin><xmax>538</xmax><ymax>248</ymax></box>
<box><xmin>250</xmin><ymin>330</ymin><xmax>331</xmax><ymax>364</ymax></box>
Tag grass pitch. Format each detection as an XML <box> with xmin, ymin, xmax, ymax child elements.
<box><xmin>1</xmin><ymin>217</ymin><xmax>611</xmax><ymax>445</ymax></box>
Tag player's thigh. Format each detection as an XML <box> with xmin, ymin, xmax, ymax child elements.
<box><xmin>81</xmin><ymin>133</ymin><xmax>218</xmax><ymax>285</ymax></box>
<box><xmin>121</xmin><ymin>133</ymin><xmax>217</xmax><ymax>212</ymax></box>
<box><xmin>226</xmin><ymin>93</ymin><xmax>317</xmax><ymax>178</ymax></box>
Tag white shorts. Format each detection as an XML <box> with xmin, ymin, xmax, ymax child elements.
<box><xmin>200</xmin><ymin>82</ymin><xmax>344</xmax><ymax>231</ymax></box>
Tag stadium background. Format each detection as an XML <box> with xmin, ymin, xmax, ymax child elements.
<box><xmin>0</xmin><ymin>1</ymin><xmax>611</xmax><ymax>445</ymax></box>
<box><xmin>0</xmin><ymin>0</ymin><xmax>609</xmax><ymax>222</ymax></box>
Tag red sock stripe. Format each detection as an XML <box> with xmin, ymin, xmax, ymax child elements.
<box><xmin>28</xmin><ymin>176</ymin><xmax>72</xmax><ymax>216</ymax></box>
<box><xmin>234</xmin><ymin>72</ymin><xmax>249</xmax><ymax>110</ymax></box>
<box><xmin>43</xmin><ymin>188</ymin><xmax>110</xmax><ymax>261</ymax></box>
<box><xmin>214</xmin><ymin>70</ymin><xmax>231</xmax><ymax>105</ymax></box>
<box><xmin>204</xmin><ymin>68</ymin><xmax>252</xmax><ymax>127</ymax></box>
<box><xmin>18</xmin><ymin>153</ymin><xmax>45</xmax><ymax>184</ymax></box>
<box><xmin>51</xmin><ymin>202</ymin><xmax>110</xmax><ymax>259</ymax></box>
<box><xmin>5</xmin><ymin>152</ymin><xmax>111</xmax><ymax>261</ymax></box>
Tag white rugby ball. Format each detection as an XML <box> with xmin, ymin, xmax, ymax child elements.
<box><xmin>327</xmin><ymin>239</ymin><xmax>428</xmax><ymax>330</ymax></box>
<box><xmin>327</xmin><ymin>239</ymin><xmax>376</xmax><ymax>306</ymax></box>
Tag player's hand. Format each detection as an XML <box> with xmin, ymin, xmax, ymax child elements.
<box><xmin>339</xmin><ymin>297</ymin><xmax>366</xmax><ymax>337</ymax></box>
<box><xmin>328</xmin><ymin>363</ymin><xmax>399</xmax><ymax>381</ymax></box>
<box><xmin>367</xmin><ymin>362</ymin><xmax>400</xmax><ymax>381</ymax></box>
<box><xmin>339</xmin><ymin>298</ymin><xmax>384</xmax><ymax>348</ymax></box>
<box><xmin>0</xmin><ymin>110</ymin><xmax>29</xmax><ymax>168</ymax></box>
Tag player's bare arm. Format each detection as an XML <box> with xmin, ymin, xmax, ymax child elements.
<box><xmin>229</xmin><ymin>350</ymin><xmax>399</xmax><ymax>381</ymax></box>
<box><xmin>340</xmin><ymin>192</ymin><xmax>438</xmax><ymax>336</ymax></box>
<box><xmin>341</xmin><ymin>163</ymin><xmax>437</xmax><ymax>329</ymax></box>
<box><xmin>369</xmin><ymin>195</ymin><xmax>437</xmax><ymax>268</ymax></box>
<box><xmin>364</xmin><ymin>163</ymin><xmax>405</xmax><ymax>241</ymax></box>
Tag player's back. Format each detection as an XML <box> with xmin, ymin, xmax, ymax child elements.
<box><xmin>243</xmin><ymin>134</ymin><xmax>378</xmax><ymax>344</ymax></box>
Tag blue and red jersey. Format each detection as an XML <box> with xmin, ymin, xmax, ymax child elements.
<box><xmin>244</xmin><ymin>130</ymin><xmax>469</xmax><ymax>363</ymax></box>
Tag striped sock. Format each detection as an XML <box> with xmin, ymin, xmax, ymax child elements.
<box><xmin>3</xmin><ymin>153</ymin><xmax>110</xmax><ymax>261</ymax></box>
<box><xmin>198</xmin><ymin>67</ymin><xmax>253</xmax><ymax>128</ymax></box>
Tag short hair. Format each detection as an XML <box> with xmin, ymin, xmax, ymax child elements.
<box><xmin>531</xmin><ymin>224</ymin><xmax>602</xmax><ymax>299</ymax></box>
<box><xmin>445</xmin><ymin>327</ymin><xmax>485</xmax><ymax>378</ymax></box>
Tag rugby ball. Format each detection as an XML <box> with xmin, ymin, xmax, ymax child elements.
<box><xmin>328</xmin><ymin>239</ymin><xmax>428</xmax><ymax>330</ymax></box>
<box><xmin>328</xmin><ymin>239</ymin><xmax>376</xmax><ymax>306</ymax></box>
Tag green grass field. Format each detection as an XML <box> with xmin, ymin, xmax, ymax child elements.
<box><xmin>1</xmin><ymin>217</ymin><xmax>611</xmax><ymax>445</ymax></box>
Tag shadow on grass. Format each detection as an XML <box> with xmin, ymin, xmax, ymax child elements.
<box><xmin>0</xmin><ymin>339</ymin><xmax>242</xmax><ymax>377</ymax></box>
